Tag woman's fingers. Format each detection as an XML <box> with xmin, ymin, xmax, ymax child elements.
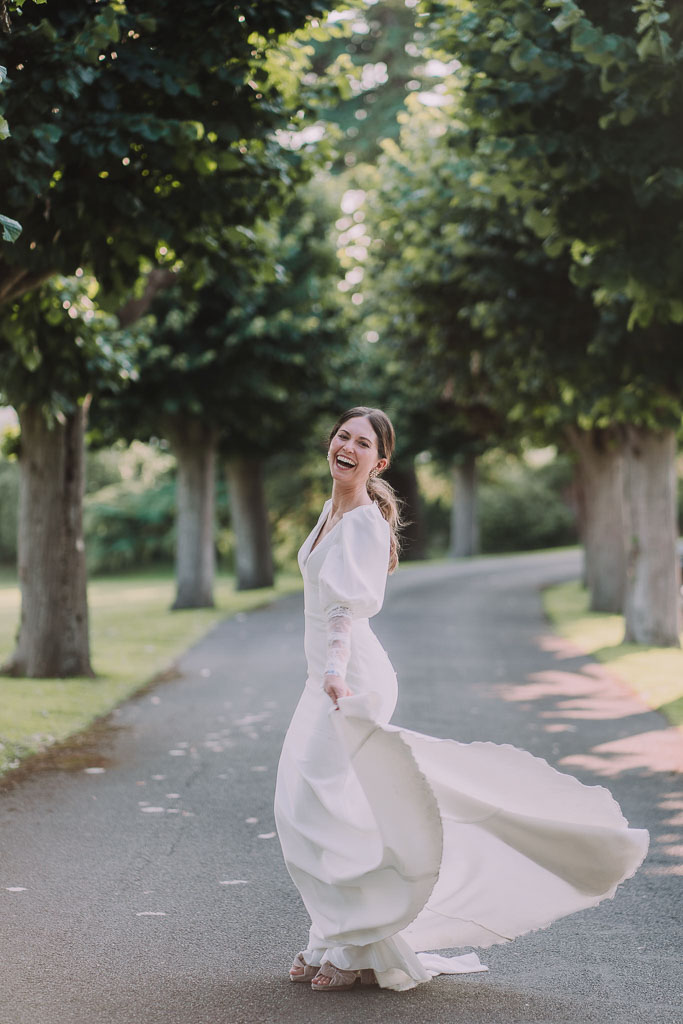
<box><xmin>323</xmin><ymin>674</ymin><xmax>342</xmax><ymax>699</ymax></box>
<box><xmin>323</xmin><ymin>675</ymin><xmax>352</xmax><ymax>707</ymax></box>
<box><xmin>325</xmin><ymin>685</ymin><xmax>342</xmax><ymax>705</ymax></box>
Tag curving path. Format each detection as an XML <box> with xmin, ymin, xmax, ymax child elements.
<box><xmin>0</xmin><ymin>550</ymin><xmax>681</xmax><ymax>1024</ymax></box>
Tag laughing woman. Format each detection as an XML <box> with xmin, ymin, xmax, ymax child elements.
<box><xmin>274</xmin><ymin>406</ymin><xmax>648</xmax><ymax>993</ymax></box>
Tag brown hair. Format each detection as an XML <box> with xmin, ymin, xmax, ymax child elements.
<box><xmin>328</xmin><ymin>406</ymin><xmax>404</xmax><ymax>572</ymax></box>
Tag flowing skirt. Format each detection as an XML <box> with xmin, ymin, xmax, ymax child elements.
<box><xmin>274</xmin><ymin>686</ymin><xmax>649</xmax><ymax>991</ymax></box>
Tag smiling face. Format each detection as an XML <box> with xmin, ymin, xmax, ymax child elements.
<box><xmin>328</xmin><ymin>415</ymin><xmax>387</xmax><ymax>487</ymax></box>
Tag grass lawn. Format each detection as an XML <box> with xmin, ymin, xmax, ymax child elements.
<box><xmin>543</xmin><ymin>580</ymin><xmax>683</xmax><ymax>729</ymax></box>
<box><xmin>0</xmin><ymin>569</ymin><xmax>302</xmax><ymax>776</ymax></box>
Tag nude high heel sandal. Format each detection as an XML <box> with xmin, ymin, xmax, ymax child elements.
<box><xmin>311</xmin><ymin>962</ymin><xmax>378</xmax><ymax>991</ymax></box>
<box><xmin>289</xmin><ymin>952</ymin><xmax>319</xmax><ymax>983</ymax></box>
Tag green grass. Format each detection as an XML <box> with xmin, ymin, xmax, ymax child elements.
<box><xmin>0</xmin><ymin>569</ymin><xmax>302</xmax><ymax>776</ymax></box>
<box><xmin>543</xmin><ymin>580</ymin><xmax>683</xmax><ymax>728</ymax></box>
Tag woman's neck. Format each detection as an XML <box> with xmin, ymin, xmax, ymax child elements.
<box><xmin>330</xmin><ymin>481</ymin><xmax>372</xmax><ymax>517</ymax></box>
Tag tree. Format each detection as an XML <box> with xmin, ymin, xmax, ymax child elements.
<box><xmin>97</xmin><ymin>178</ymin><xmax>348</xmax><ymax>598</ymax></box>
<box><xmin>352</xmin><ymin>103</ymin><xmax>528</xmax><ymax>559</ymax></box>
<box><xmin>1</xmin><ymin>1</ymin><xmax>333</xmax><ymax>298</ymax></box>
<box><xmin>421</xmin><ymin>0</ymin><xmax>683</xmax><ymax>642</ymax></box>
<box><xmin>0</xmin><ymin>275</ymin><xmax>136</xmax><ymax>675</ymax></box>
<box><xmin>566</xmin><ymin>426</ymin><xmax>626</xmax><ymax>612</ymax></box>
<box><xmin>0</xmin><ymin>0</ymin><xmax>337</xmax><ymax>672</ymax></box>
<box><xmin>310</xmin><ymin>0</ymin><xmax>422</xmax><ymax>169</ymax></box>
<box><xmin>222</xmin><ymin>184</ymin><xmax>349</xmax><ymax>589</ymax></box>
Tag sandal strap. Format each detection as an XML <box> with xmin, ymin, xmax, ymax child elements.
<box><xmin>315</xmin><ymin>962</ymin><xmax>358</xmax><ymax>986</ymax></box>
<box><xmin>289</xmin><ymin>952</ymin><xmax>318</xmax><ymax>981</ymax></box>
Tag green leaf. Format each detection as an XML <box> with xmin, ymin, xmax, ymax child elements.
<box><xmin>37</xmin><ymin>18</ymin><xmax>58</xmax><ymax>42</ymax></box>
<box><xmin>636</xmin><ymin>26</ymin><xmax>670</xmax><ymax>60</ymax></box>
<box><xmin>33</xmin><ymin>123</ymin><xmax>63</xmax><ymax>145</ymax></box>
<box><xmin>668</xmin><ymin>300</ymin><xmax>683</xmax><ymax>324</ymax></box>
<box><xmin>552</xmin><ymin>8</ymin><xmax>582</xmax><ymax>33</ymax></box>
<box><xmin>0</xmin><ymin>214</ymin><xmax>22</xmax><ymax>242</ymax></box>
<box><xmin>523</xmin><ymin>206</ymin><xmax>555</xmax><ymax>239</ymax></box>
<box><xmin>618</xmin><ymin>107</ymin><xmax>637</xmax><ymax>126</ymax></box>
<box><xmin>543</xmin><ymin>234</ymin><xmax>565</xmax><ymax>258</ymax></box>
<box><xmin>218</xmin><ymin>152</ymin><xmax>243</xmax><ymax>172</ymax></box>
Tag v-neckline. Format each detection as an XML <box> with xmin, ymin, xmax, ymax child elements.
<box><xmin>304</xmin><ymin>500</ymin><xmax>376</xmax><ymax>567</ymax></box>
<box><xmin>306</xmin><ymin>501</ymin><xmax>336</xmax><ymax>564</ymax></box>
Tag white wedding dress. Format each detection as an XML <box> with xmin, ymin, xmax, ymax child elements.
<box><xmin>274</xmin><ymin>500</ymin><xmax>649</xmax><ymax>991</ymax></box>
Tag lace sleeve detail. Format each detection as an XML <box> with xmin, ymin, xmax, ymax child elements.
<box><xmin>324</xmin><ymin>603</ymin><xmax>352</xmax><ymax>681</ymax></box>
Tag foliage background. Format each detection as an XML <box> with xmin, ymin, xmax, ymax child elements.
<box><xmin>0</xmin><ymin>439</ymin><xmax>593</xmax><ymax>569</ymax></box>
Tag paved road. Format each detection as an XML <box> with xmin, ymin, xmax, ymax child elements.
<box><xmin>1</xmin><ymin>551</ymin><xmax>681</xmax><ymax>1024</ymax></box>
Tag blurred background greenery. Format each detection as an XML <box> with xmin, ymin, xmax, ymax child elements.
<box><xmin>0</xmin><ymin>0</ymin><xmax>681</xmax><ymax>682</ymax></box>
<box><xmin>1</xmin><ymin>432</ymin><xmax>680</xmax><ymax>574</ymax></box>
<box><xmin>0</xmin><ymin>438</ymin><xmax>586</xmax><ymax>574</ymax></box>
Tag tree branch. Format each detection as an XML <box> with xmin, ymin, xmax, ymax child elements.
<box><xmin>118</xmin><ymin>267</ymin><xmax>178</xmax><ymax>328</ymax></box>
<box><xmin>0</xmin><ymin>265</ymin><xmax>58</xmax><ymax>305</ymax></box>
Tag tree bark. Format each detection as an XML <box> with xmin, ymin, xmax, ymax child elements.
<box><xmin>569</xmin><ymin>459</ymin><xmax>589</xmax><ymax>589</ymax></box>
<box><xmin>167</xmin><ymin>418</ymin><xmax>216</xmax><ymax>610</ymax></box>
<box><xmin>566</xmin><ymin>426</ymin><xmax>626</xmax><ymax>613</ymax></box>
<box><xmin>450</xmin><ymin>454</ymin><xmax>479</xmax><ymax>558</ymax></box>
<box><xmin>0</xmin><ymin>262</ymin><xmax>57</xmax><ymax>306</ymax></box>
<box><xmin>225</xmin><ymin>456</ymin><xmax>274</xmax><ymax>590</ymax></box>
<box><xmin>623</xmin><ymin>426</ymin><xmax>681</xmax><ymax>646</ymax></box>
<box><xmin>384</xmin><ymin>460</ymin><xmax>426</xmax><ymax>560</ymax></box>
<box><xmin>118</xmin><ymin>267</ymin><xmax>177</xmax><ymax>328</ymax></box>
<box><xmin>3</xmin><ymin>403</ymin><xmax>93</xmax><ymax>677</ymax></box>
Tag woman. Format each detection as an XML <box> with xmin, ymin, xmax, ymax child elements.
<box><xmin>274</xmin><ymin>406</ymin><xmax>648</xmax><ymax>993</ymax></box>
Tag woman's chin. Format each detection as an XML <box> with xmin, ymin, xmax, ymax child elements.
<box><xmin>331</xmin><ymin>467</ymin><xmax>355</xmax><ymax>483</ymax></box>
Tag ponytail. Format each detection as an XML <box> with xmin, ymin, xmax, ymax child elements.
<box><xmin>367</xmin><ymin>474</ymin><xmax>404</xmax><ymax>573</ymax></box>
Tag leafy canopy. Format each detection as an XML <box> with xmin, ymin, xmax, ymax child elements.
<box><xmin>0</xmin><ymin>0</ymin><xmax>335</xmax><ymax>303</ymax></box>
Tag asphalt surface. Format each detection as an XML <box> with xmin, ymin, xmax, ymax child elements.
<box><xmin>1</xmin><ymin>550</ymin><xmax>681</xmax><ymax>1024</ymax></box>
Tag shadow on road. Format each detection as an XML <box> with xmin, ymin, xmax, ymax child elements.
<box><xmin>494</xmin><ymin>630</ymin><xmax>683</xmax><ymax>884</ymax></box>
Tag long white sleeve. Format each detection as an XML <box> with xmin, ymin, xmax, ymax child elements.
<box><xmin>324</xmin><ymin>604</ymin><xmax>353</xmax><ymax>680</ymax></box>
<box><xmin>318</xmin><ymin>505</ymin><xmax>390</xmax><ymax>685</ymax></box>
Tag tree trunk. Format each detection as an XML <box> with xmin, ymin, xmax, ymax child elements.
<box><xmin>225</xmin><ymin>456</ymin><xmax>273</xmax><ymax>590</ymax></box>
<box><xmin>566</xmin><ymin>426</ymin><xmax>626</xmax><ymax>613</ymax></box>
<box><xmin>384</xmin><ymin>460</ymin><xmax>426</xmax><ymax>560</ymax></box>
<box><xmin>623</xmin><ymin>426</ymin><xmax>681</xmax><ymax>646</ymax></box>
<box><xmin>569</xmin><ymin>459</ymin><xmax>589</xmax><ymax>589</ymax></box>
<box><xmin>167</xmin><ymin>419</ymin><xmax>216</xmax><ymax>610</ymax></box>
<box><xmin>450</xmin><ymin>455</ymin><xmax>479</xmax><ymax>558</ymax></box>
<box><xmin>3</xmin><ymin>403</ymin><xmax>93</xmax><ymax>677</ymax></box>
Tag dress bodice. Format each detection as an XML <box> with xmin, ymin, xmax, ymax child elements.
<box><xmin>297</xmin><ymin>499</ymin><xmax>392</xmax><ymax>688</ymax></box>
<box><xmin>298</xmin><ymin>499</ymin><xmax>390</xmax><ymax>619</ymax></box>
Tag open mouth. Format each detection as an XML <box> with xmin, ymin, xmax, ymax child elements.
<box><xmin>336</xmin><ymin>455</ymin><xmax>356</xmax><ymax>470</ymax></box>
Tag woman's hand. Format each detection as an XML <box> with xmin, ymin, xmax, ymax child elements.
<box><xmin>323</xmin><ymin>672</ymin><xmax>352</xmax><ymax>708</ymax></box>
